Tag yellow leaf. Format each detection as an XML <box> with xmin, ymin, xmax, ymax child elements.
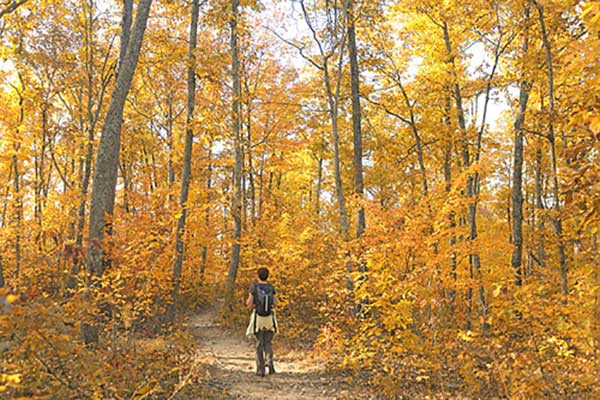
<box><xmin>492</xmin><ymin>285</ymin><xmax>502</xmax><ymax>298</ymax></box>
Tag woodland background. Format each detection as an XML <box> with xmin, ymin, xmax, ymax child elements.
<box><xmin>0</xmin><ymin>0</ymin><xmax>599</xmax><ymax>398</ymax></box>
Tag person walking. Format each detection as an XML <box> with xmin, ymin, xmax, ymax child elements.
<box><xmin>246</xmin><ymin>267</ymin><xmax>278</xmax><ymax>377</ymax></box>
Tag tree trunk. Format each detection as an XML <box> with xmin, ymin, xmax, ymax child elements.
<box><xmin>117</xmin><ymin>0</ymin><xmax>133</xmax><ymax>77</ymax></box>
<box><xmin>200</xmin><ymin>147</ymin><xmax>212</xmax><ymax>284</ymax></box>
<box><xmin>315</xmin><ymin>138</ymin><xmax>325</xmax><ymax>216</ymax></box>
<box><xmin>536</xmin><ymin>1</ymin><xmax>568</xmax><ymax>296</ymax></box>
<box><xmin>0</xmin><ymin>179</ymin><xmax>7</xmax><ymax>288</ymax></box>
<box><xmin>398</xmin><ymin>78</ymin><xmax>428</xmax><ymax>196</ymax></box>
<box><xmin>443</xmin><ymin>22</ymin><xmax>486</xmax><ymax>329</ymax></box>
<box><xmin>346</xmin><ymin>0</ymin><xmax>365</xmax><ymax>239</ymax></box>
<box><xmin>83</xmin><ymin>0</ymin><xmax>153</xmax><ymax>344</ymax></box>
<box><xmin>12</xmin><ymin>83</ymin><xmax>24</xmax><ymax>285</ymax></box>
<box><xmin>86</xmin><ymin>0</ymin><xmax>153</xmax><ymax>277</ymax></box>
<box><xmin>443</xmin><ymin>99</ymin><xmax>457</xmax><ymax>312</ymax></box>
<box><xmin>77</xmin><ymin>0</ymin><xmax>111</xmax><ymax>249</ymax></box>
<box><xmin>0</xmin><ymin>256</ymin><xmax>4</xmax><ymax>288</ymax></box>
<box><xmin>168</xmin><ymin>0</ymin><xmax>200</xmax><ymax>324</ymax></box>
<box><xmin>511</xmin><ymin>9</ymin><xmax>531</xmax><ymax>286</ymax></box>
<box><xmin>226</xmin><ymin>0</ymin><xmax>243</xmax><ymax>304</ymax></box>
<box><xmin>325</xmin><ymin>36</ymin><xmax>349</xmax><ymax>240</ymax></box>
<box><xmin>258</xmin><ymin>149</ymin><xmax>265</xmax><ymax>221</ymax></box>
<box><xmin>34</xmin><ymin>106</ymin><xmax>48</xmax><ymax>230</ymax></box>
<box><xmin>246</xmin><ymin>111</ymin><xmax>256</xmax><ymax>227</ymax></box>
<box><xmin>119</xmin><ymin>149</ymin><xmax>131</xmax><ymax>213</ymax></box>
<box><xmin>535</xmin><ymin>144</ymin><xmax>546</xmax><ymax>268</ymax></box>
<box><xmin>167</xmin><ymin>96</ymin><xmax>175</xmax><ymax>205</ymax></box>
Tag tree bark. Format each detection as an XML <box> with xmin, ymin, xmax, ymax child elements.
<box><xmin>76</xmin><ymin>0</ymin><xmax>112</xmax><ymax>249</ymax></box>
<box><xmin>536</xmin><ymin>1</ymin><xmax>568</xmax><ymax>296</ymax></box>
<box><xmin>86</xmin><ymin>0</ymin><xmax>153</xmax><ymax>277</ymax></box>
<box><xmin>12</xmin><ymin>80</ymin><xmax>24</xmax><ymax>285</ymax></box>
<box><xmin>200</xmin><ymin>147</ymin><xmax>212</xmax><ymax>284</ymax></box>
<box><xmin>511</xmin><ymin>7</ymin><xmax>531</xmax><ymax>286</ymax></box>
<box><xmin>226</xmin><ymin>0</ymin><xmax>243</xmax><ymax>303</ymax></box>
<box><xmin>535</xmin><ymin>144</ymin><xmax>546</xmax><ymax>268</ymax></box>
<box><xmin>346</xmin><ymin>0</ymin><xmax>366</xmax><ymax>239</ymax></box>
<box><xmin>315</xmin><ymin>138</ymin><xmax>325</xmax><ymax>216</ymax></box>
<box><xmin>117</xmin><ymin>0</ymin><xmax>133</xmax><ymax>78</ymax></box>
<box><xmin>0</xmin><ymin>176</ymin><xmax>7</xmax><ymax>288</ymax></box>
<box><xmin>83</xmin><ymin>0</ymin><xmax>152</xmax><ymax>344</ymax></box>
<box><xmin>168</xmin><ymin>0</ymin><xmax>200</xmax><ymax>324</ymax></box>
<box><xmin>328</xmin><ymin>29</ymin><xmax>349</xmax><ymax>240</ymax></box>
<box><xmin>397</xmin><ymin>78</ymin><xmax>428</xmax><ymax>196</ymax></box>
<box><xmin>442</xmin><ymin>22</ymin><xmax>486</xmax><ymax>329</ymax></box>
<box><xmin>167</xmin><ymin>96</ymin><xmax>175</xmax><ymax>205</ymax></box>
<box><xmin>443</xmin><ymin>97</ymin><xmax>458</xmax><ymax>314</ymax></box>
<box><xmin>0</xmin><ymin>256</ymin><xmax>4</xmax><ymax>288</ymax></box>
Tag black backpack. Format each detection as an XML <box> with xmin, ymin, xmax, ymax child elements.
<box><xmin>254</xmin><ymin>283</ymin><xmax>274</xmax><ymax>316</ymax></box>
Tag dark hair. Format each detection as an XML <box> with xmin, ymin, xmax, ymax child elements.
<box><xmin>257</xmin><ymin>267</ymin><xmax>269</xmax><ymax>281</ymax></box>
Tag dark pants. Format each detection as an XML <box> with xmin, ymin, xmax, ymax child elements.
<box><xmin>255</xmin><ymin>329</ymin><xmax>274</xmax><ymax>374</ymax></box>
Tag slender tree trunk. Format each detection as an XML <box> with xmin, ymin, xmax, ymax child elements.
<box><xmin>325</xmin><ymin>78</ymin><xmax>348</xmax><ymax>238</ymax></box>
<box><xmin>76</xmin><ymin>0</ymin><xmax>110</xmax><ymax>249</ymax></box>
<box><xmin>315</xmin><ymin>139</ymin><xmax>325</xmax><ymax>216</ymax></box>
<box><xmin>76</xmin><ymin>108</ymin><xmax>95</xmax><ymax>247</ymax></box>
<box><xmin>443</xmin><ymin>22</ymin><xmax>486</xmax><ymax>329</ymax></box>
<box><xmin>443</xmin><ymin>98</ymin><xmax>457</xmax><ymax>313</ymax></box>
<box><xmin>226</xmin><ymin>0</ymin><xmax>243</xmax><ymax>303</ymax></box>
<box><xmin>119</xmin><ymin>149</ymin><xmax>131</xmax><ymax>213</ymax></box>
<box><xmin>298</xmin><ymin>0</ymin><xmax>352</xmax><ymax>309</ymax></box>
<box><xmin>0</xmin><ymin>179</ymin><xmax>6</xmax><ymax>287</ymax></box>
<box><xmin>536</xmin><ymin>2</ymin><xmax>568</xmax><ymax>295</ymax></box>
<box><xmin>346</xmin><ymin>0</ymin><xmax>365</xmax><ymax>239</ymax></box>
<box><xmin>258</xmin><ymin>149</ymin><xmax>265</xmax><ymax>221</ymax></box>
<box><xmin>12</xmin><ymin>83</ymin><xmax>24</xmax><ymax>285</ymax></box>
<box><xmin>511</xmin><ymin>9</ymin><xmax>531</xmax><ymax>286</ymax></box>
<box><xmin>200</xmin><ymin>147</ymin><xmax>212</xmax><ymax>284</ymax></box>
<box><xmin>398</xmin><ymin>78</ymin><xmax>428</xmax><ymax>196</ymax></box>
<box><xmin>34</xmin><ymin>106</ymin><xmax>48</xmax><ymax>230</ymax></box>
<box><xmin>0</xmin><ymin>256</ymin><xmax>4</xmax><ymax>288</ymax></box>
<box><xmin>167</xmin><ymin>97</ymin><xmax>175</xmax><ymax>205</ymax></box>
<box><xmin>535</xmin><ymin>144</ymin><xmax>546</xmax><ymax>268</ymax></box>
<box><xmin>241</xmin><ymin>151</ymin><xmax>247</xmax><ymax>231</ymax></box>
<box><xmin>246</xmin><ymin>110</ymin><xmax>256</xmax><ymax>227</ymax></box>
<box><xmin>168</xmin><ymin>0</ymin><xmax>200</xmax><ymax>323</ymax></box>
<box><xmin>117</xmin><ymin>0</ymin><xmax>133</xmax><ymax>77</ymax></box>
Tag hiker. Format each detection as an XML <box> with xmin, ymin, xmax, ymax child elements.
<box><xmin>246</xmin><ymin>267</ymin><xmax>278</xmax><ymax>377</ymax></box>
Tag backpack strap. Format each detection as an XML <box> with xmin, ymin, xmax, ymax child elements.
<box><xmin>253</xmin><ymin>309</ymin><xmax>257</xmax><ymax>334</ymax></box>
<box><xmin>272</xmin><ymin>312</ymin><xmax>278</xmax><ymax>333</ymax></box>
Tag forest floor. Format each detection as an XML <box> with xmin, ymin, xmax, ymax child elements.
<box><xmin>187</xmin><ymin>307</ymin><xmax>367</xmax><ymax>399</ymax></box>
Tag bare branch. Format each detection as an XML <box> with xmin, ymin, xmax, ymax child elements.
<box><xmin>0</xmin><ymin>0</ymin><xmax>28</xmax><ymax>19</ymax></box>
<box><xmin>266</xmin><ymin>26</ymin><xmax>324</xmax><ymax>71</ymax></box>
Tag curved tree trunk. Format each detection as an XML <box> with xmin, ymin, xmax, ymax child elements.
<box><xmin>226</xmin><ymin>0</ymin><xmax>243</xmax><ymax>304</ymax></box>
<box><xmin>536</xmin><ymin>1</ymin><xmax>568</xmax><ymax>296</ymax></box>
<box><xmin>83</xmin><ymin>0</ymin><xmax>153</xmax><ymax>344</ymax></box>
<box><xmin>86</xmin><ymin>0</ymin><xmax>153</xmax><ymax>277</ymax></box>
<box><xmin>168</xmin><ymin>0</ymin><xmax>200</xmax><ymax>324</ymax></box>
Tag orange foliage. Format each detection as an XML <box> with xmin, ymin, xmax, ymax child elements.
<box><xmin>0</xmin><ymin>0</ymin><xmax>598</xmax><ymax>398</ymax></box>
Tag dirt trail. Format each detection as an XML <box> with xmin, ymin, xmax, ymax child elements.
<box><xmin>188</xmin><ymin>308</ymin><xmax>362</xmax><ymax>399</ymax></box>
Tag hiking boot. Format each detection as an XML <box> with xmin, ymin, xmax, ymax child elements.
<box><xmin>256</xmin><ymin>370</ymin><xmax>265</xmax><ymax>377</ymax></box>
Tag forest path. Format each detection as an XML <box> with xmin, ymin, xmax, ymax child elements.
<box><xmin>188</xmin><ymin>308</ymin><xmax>362</xmax><ymax>399</ymax></box>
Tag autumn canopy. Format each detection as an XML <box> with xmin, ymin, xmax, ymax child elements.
<box><xmin>0</xmin><ymin>0</ymin><xmax>598</xmax><ymax>398</ymax></box>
